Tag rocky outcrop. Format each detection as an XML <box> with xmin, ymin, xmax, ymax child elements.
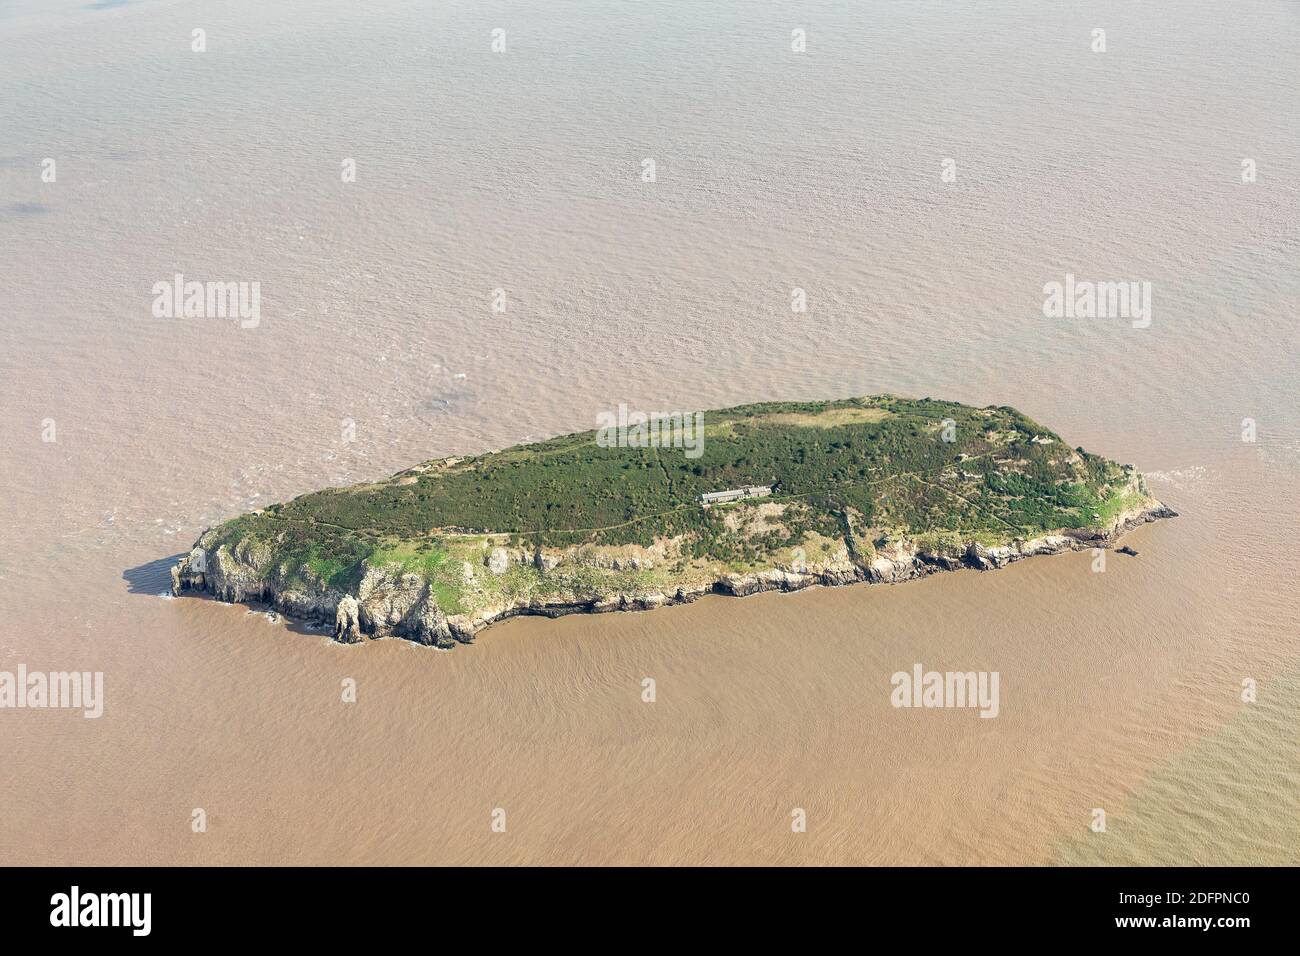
<box><xmin>170</xmin><ymin>499</ymin><xmax>1176</xmax><ymax>650</ymax></box>
<box><xmin>334</xmin><ymin>595</ymin><xmax>363</xmax><ymax>644</ymax></box>
<box><xmin>486</xmin><ymin>547</ymin><xmax>510</xmax><ymax>575</ymax></box>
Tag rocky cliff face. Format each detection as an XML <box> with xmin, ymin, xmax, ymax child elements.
<box><xmin>170</xmin><ymin>497</ymin><xmax>1176</xmax><ymax>649</ymax></box>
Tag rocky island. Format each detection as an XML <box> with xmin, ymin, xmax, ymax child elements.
<box><xmin>171</xmin><ymin>396</ymin><xmax>1175</xmax><ymax>647</ymax></box>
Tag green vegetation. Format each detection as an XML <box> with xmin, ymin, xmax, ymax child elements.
<box><xmin>201</xmin><ymin>396</ymin><xmax>1151</xmax><ymax>603</ymax></box>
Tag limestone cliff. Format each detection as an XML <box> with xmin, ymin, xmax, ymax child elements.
<box><xmin>171</xmin><ymin>487</ymin><xmax>1175</xmax><ymax>648</ymax></box>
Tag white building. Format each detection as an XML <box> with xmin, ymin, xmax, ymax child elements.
<box><xmin>699</xmin><ymin>485</ymin><xmax>773</xmax><ymax>506</ymax></box>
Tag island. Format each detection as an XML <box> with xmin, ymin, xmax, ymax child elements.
<box><xmin>171</xmin><ymin>396</ymin><xmax>1175</xmax><ymax>647</ymax></box>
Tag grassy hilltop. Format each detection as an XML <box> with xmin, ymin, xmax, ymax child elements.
<box><xmin>176</xmin><ymin>396</ymin><xmax>1169</xmax><ymax>642</ymax></box>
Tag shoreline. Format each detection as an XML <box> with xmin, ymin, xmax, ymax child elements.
<box><xmin>171</xmin><ymin>502</ymin><xmax>1177</xmax><ymax>648</ymax></box>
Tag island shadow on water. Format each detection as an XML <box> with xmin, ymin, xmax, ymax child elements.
<box><xmin>123</xmin><ymin>554</ymin><xmax>185</xmax><ymax>595</ymax></box>
<box><xmin>124</xmin><ymin>554</ymin><xmax>334</xmax><ymax>639</ymax></box>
